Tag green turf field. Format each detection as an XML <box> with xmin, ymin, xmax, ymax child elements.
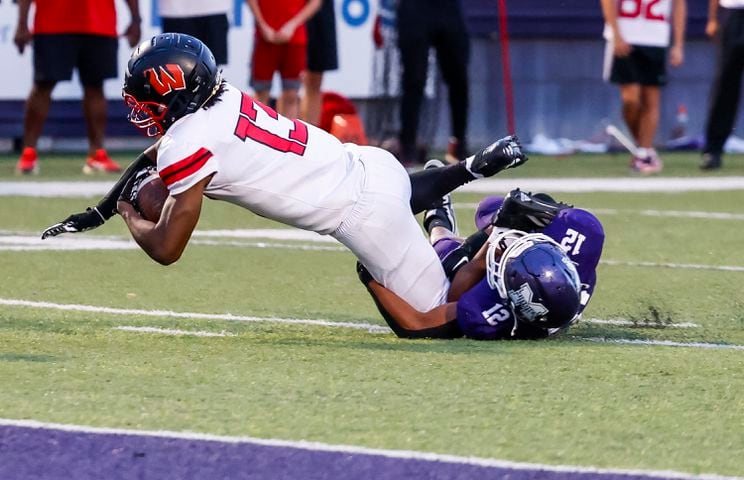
<box><xmin>1</xmin><ymin>152</ymin><xmax>743</xmax><ymax>476</ymax></box>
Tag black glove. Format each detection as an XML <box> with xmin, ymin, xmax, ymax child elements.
<box><xmin>492</xmin><ymin>189</ymin><xmax>572</xmax><ymax>232</ymax></box>
<box><xmin>40</xmin><ymin>207</ymin><xmax>107</xmax><ymax>239</ymax></box>
<box><xmin>356</xmin><ymin>261</ymin><xmax>375</xmax><ymax>286</ymax></box>
<box><xmin>39</xmin><ymin>152</ymin><xmax>156</xmax><ymax>240</ymax></box>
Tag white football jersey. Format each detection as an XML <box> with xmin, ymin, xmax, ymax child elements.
<box><xmin>158</xmin><ymin>0</ymin><xmax>231</xmax><ymax>17</ymax></box>
<box><xmin>157</xmin><ymin>83</ymin><xmax>365</xmax><ymax>235</ymax></box>
<box><xmin>721</xmin><ymin>0</ymin><xmax>744</xmax><ymax>8</ymax></box>
<box><xmin>604</xmin><ymin>0</ymin><xmax>673</xmax><ymax>47</ymax></box>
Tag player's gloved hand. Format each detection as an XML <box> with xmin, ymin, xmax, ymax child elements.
<box><xmin>465</xmin><ymin>135</ymin><xmax>528</xmax><ymax>178</ymax></box>
<box><xmin>117</xmin><ymin>165</ymin><xmax>156</xmax><ymax>210</ymax></box>
<box><xmin>492</xmin><ymin>189</ymin><xmax>571</xmax><ymax>232</ymax></box>
<box><xmin>356</xmin><ymin>261</ymin><xmax>375</xmax><ymax>286</ymax></box>
<box><xmin>40</xmin><ymin>207</ymin><xmax>107</xmax><ymax>239</ymax></box>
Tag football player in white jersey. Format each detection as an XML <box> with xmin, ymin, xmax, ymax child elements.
<box><xmin>601</xmin><ymin>0</ymin><xmax>687</xmax><ymax>174</ymax></box>
<box><xmin>41</xmin><ymin>33</ymin><xmax>527</xmax><ymax>315</ymax></box>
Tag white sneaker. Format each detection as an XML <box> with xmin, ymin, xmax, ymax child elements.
<box><xmin>422</xmin><ymin>159</ymin><xmax>458</xmax><ymax>235</ymax></box>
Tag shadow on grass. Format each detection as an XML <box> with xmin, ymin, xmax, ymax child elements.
<box><xmin>0</xmin><ymin>353</ymin><xmax>56</xmax><ymax>362</ymax></box>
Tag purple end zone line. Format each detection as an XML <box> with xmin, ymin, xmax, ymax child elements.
<box><xmin>0</xmin><ymin>421</ymin><xmax>739</xmax><ymax>480</ymax></box>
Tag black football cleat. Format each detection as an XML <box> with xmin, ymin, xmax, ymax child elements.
<box><xmin>491</xmin><ymin>188</ymin><xmax>571</xmax><ymax>232</ymax></box>
<box><xmin>465</xmin><ymin>135</ymin><xmax>528</xmax><ymax>178</ymax></box>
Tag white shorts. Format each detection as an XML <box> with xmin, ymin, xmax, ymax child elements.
<box><xmin>332</xmin><ymin>146</ymin><xmax>450</xmax><ymax>312</ymax></box>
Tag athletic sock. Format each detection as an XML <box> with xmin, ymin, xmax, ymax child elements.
<box><xmin>409</xmin><ymin>162</ymin><xmax>475</xmax><ymax>215</ymax></box>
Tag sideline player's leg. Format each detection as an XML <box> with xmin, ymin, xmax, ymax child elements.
<box><xmin>409</xmin><ymin>135</ymin><xmax>527</xmax><ymax>214</ymax></box>
<box><xmin>79</xmin><ymin>34</ymin><xmax>121</xmax><ymax>174</ymax></box>
<box><xmin>276</xmin><ymin>44</ymin><xmax>305</xmax><ymax>119</ymax></box>
<box><xmin>16</xmin><ymin>81</ymin><xmax>55</xmax><ymax>175</ymax></box>
<box><xmin>300</xmin><ymin>71</ymin><xmax>323</xmax><ymax>125</ymax></box>
<box><xmin>250</xmin><ymin>38</ymin><xmax>277</xmax><ymax>107</ymax></box>
<box><xmin>82</xmin><ymin>84</ymin><xmax>122</xmax><ymax>174</ymax></box>
<box><xmin>637</xmin><ymin>85</ymin><xmax>662</xmax><ymax>173</ymax></box>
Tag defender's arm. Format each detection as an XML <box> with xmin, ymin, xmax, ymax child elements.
<box><xmin>366</xmin><ymin>279</ymin><xmax>458</xmax><ymax>331</ymax></box>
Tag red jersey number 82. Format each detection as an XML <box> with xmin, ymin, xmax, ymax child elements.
<box><xmin>618</xmin><ymin>0</ymin><xmax>666</xmax><ymax>21</ymax></box>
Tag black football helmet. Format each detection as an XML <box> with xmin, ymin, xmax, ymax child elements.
<box><xmin>123</xmin><ymin>33</ymin><xmax>221</xmax><ymax>136</ymax></box>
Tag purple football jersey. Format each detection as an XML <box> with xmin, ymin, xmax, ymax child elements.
<box><xmin>451</xmin><ymin>196</ymin><xmax>605</xmax><ymax>339</ymax></box>
<box><xmin>543</xmin><ymin>208</ymin><xmax>604</xmax><ymax>313</ymax></box>
<box><xmin>456</xmin><ymin>277</ymin><xmax>552</xmax><ymax>340</ymax></box>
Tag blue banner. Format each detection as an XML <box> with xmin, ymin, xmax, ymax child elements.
<box><xmin>462</xmin><ymin>0</ymin><xmax>709</xmax><ymax>38</ymax></box>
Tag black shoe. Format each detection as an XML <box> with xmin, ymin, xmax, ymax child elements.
<box><xmin>422</xmin><ymin>159</ymin><xmax>458</xmax><ymax>234</ymax></box>
<box><xmin>491</xmin><ymin>189</ymin><xmax>571</xmax><ymax>232</ymax></box>
<box><xmin>465</xmin><ymin>135</ymin><xmax>528</xmax><ymax>178</ymax></box>
<box><xmin>700</xmin><ymin>152</ymin><xmax>722</xmax><ymax>170</ymax></box>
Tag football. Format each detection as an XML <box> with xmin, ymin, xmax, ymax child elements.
<box><xmin>134</xmin><ymin>170</ymin><xmax>168</xmax><ymax>222</ymax></box>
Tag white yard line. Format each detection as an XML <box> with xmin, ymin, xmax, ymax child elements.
<box><xmin>581</xmin><ymin>337</ymin><xmax>744</xmax><ymax>351</ymax></box>
<box><xmin>114</xmin><ymin>326</ymin><xmax>235</xmax><ymax>337</ymax></box>
<box><xmin>1</xmin><ymin>298</ymin><xmax>739</xmax><ymax>350</ymax></box>
<box><xmin>0</xmin><ymin>232</ymin><xmax>346</xmax><ymax>253</ymax></box>
<box><xmin>601</xmin><ymin>259</ymin><xmax>744</xmax><ymax>273</ymax></box>
<box><xmin>0</xmin><ymin>235</ymin><xmax>137</xmax><ymax>251</ymax></box>
<box><xmin>458</xmin><ymin>204</ymin><xmax>744</xmax><ymax>221</ymax></box>
<box><xmin>191</xmin><ymin>239</ymin><xmax>346</xmax><ymax>252</ymax></box>
<box><xmin>583</xmin><ymin>318</ymin><xmax>700</xmax><ymax>328</ymax></box>
<box><xmin>0</xmin><ymin>298</ymin><xmax>390</xmax><ymax>333</ymax></box>
<box><xmin>4</xmin><ymin>232</ymin><xmax>743</xmax><ymax>273</ymax></box>
<box><xmin>3</xmin><ymin>177</ymin><xmax>744</xmax><ymax>198</ymax></box>
<box><xmin>192</xmin><ymin>229</ymin><xmax>337</xmax><ymax>243</ymax></box>
<box><xmin>0</xmin><ymin>181</ymin><xmax>114</xmax><ymax>197</ymax></box>
<box><xmin>0</xmin><ymin>418</ymin><xmax>739</xmax><ymax>480</ymax></box>
<box><xmin>459</xmin><ymin>177</ymin><xmax>744</xmax><ymax>193</ymax></box>
<box><xmin>617</xmin><ymin>209</ymin><xmax>744</xmax><ymax>221</ymax></box>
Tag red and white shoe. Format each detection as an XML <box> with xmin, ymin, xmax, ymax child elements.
<box><xmin>642</xmin><ymin>149</ymin><xmax>663</xmax><ymax>174</ymax></box>
<box><xmin>629</xmin><ymin>149</ymin><xmax>663</xmax><ymax>175</ymax></box>
<box><xmin>15</xmin><ymin>147</ymin><xmax>39</xmax><ymax>175</ymax></box>
<box><xmin>83</xmin><ymin>149</ymin><xmax>122</xmax><ymax>174</ymax></box>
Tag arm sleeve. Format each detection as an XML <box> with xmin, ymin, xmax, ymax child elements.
<box><xmin>96</xmin><ymin>152</ymin><xmax>155</xmax><ymax>219</ymax></box>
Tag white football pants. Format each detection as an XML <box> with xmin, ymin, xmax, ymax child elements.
<box><xmin>332</xmin><ymin>146</ymin><xmax>450</xmax><ymax>312</ymax></box>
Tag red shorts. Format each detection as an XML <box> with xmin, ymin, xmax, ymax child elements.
<box><xmin>250</xmin><ymin>40</ymin><xmax>306</xmax><ymax>91</ymax></box>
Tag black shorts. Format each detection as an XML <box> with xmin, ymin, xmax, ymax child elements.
<box><xmin>161</xmin><ymin>14</ymin><xmax>229</xmax><ymax>65</ymax></box>
<box><xmin>306</xmin><ymin>0</ymin><xmax>338</xmax><ymax>73</ymax></box>
<box><xmin>33</xmin><ymin>34</ymin><xmax>118</xmax><ymax>86</ymax></box>
<box><xmin>607</xmin><ymin>44</ymin><xmax>667</xmax><ymax>86</ymax></box>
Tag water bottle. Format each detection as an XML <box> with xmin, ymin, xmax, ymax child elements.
<box><xmin>671</xmin><ymin>104</ymin><xmax>688</xmax><ymax>140</ymax></box>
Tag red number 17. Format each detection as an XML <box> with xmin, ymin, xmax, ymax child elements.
<box><xmin>233</xmin><ymin>93</ymin><xmax>309</xmax><ymax>156</ymax></box>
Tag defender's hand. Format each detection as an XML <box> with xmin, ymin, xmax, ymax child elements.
<box><xmin>40</xmin><ymin>207</ymin><xmax>107</xmax><ymax>239</ymax></box>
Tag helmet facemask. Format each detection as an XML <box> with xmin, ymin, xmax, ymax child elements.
<box><xmin>123</xmin><ymin>92</ymin><xmax>167</xmax><ymax>137</ymax></box>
